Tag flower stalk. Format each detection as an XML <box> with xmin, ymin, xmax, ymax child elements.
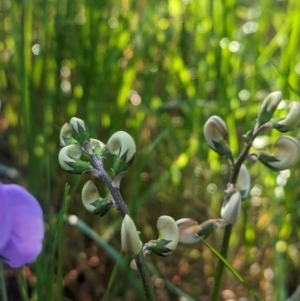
<box><xmin>88</xmin><ymin>153</ymin><xmax>155</xmax><ymax>301</ymax></box>
<box><xmin>209</xmin><ymin>123</ymin><xmax>268</xmax><ymax>301</ymax></box>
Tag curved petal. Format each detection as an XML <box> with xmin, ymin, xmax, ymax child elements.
<box><xmin>0</xmin><ymin>185</ymin><xmax>44</xmax><ymax>268</ymax></box>
<box><xmin>0</xmin><ymin>185</ymin><xmax>12</xmax><ymax>251</ymax></box>
<box><xmin>236</xmin><ymin>164</ymin><xmax>251</xmax><ymax>198</ymax></box>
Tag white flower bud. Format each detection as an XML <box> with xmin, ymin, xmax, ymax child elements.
<box><xmin>107</xmin><ymin>131</ymin><xmax>136</xmax><ymax>175</ymax></box>
<box><xmin>271</xmin><ymin>101</ymin><xmax>300</xmax><ymax>132</ymax></box>
<box><xmin>59</xmin><ymin>123</ymin><xmax>77</xmax><ymax>146</ymax></box>
<box><xmin>257</xmin><ymin>91</ymin><xmax>282</xmax><ymax>126</ymax></box>
<box><xmin>145</xmin><ymin>216</ymin><xmax>179</xmax><ymax>256</ymax></box>
<box><xmin>82</xmin><ymin>181</ymin><xmax>114</xmax><ymax>216</ymax></box>
<box><xmin>121</xmin><ymin>215</ymin><xmax>142</xmax><ymax>256</ymax></box>
<box><xmin>258</xmin><ymin>136</ymin><xmax>300</xmax><ymax>171</ymax></box>
<box><xmin>236</xmin><ymin>164</ymin><xmax>251</xmax><ymax>198</ymax></box>
<box><xmin>70</xmin><ymin>117</ymin><xmax>91</xmax><ymax>147</ymax></box>
<box><xmin>58</xmin><ymin>144</ymin><xmax>93</xmax><ymax>174</ymax></box>
<box><xmin>221</xmin><ymin>191</ymin><xmax>241</xmax><ymax>224</ymax></box>
<box><xmin>203</xmin><ymin>115</ymin><xmax>232</xmax><ymax>158</ymax></box>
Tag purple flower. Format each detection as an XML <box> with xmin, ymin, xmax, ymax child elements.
<box><xmin>0</xmin><ymin>184</ymin><xmax>44</xmax><ymax>268</ymax></box>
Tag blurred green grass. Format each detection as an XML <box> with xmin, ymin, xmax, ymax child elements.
<box><xmin>0</xmin><ymin>0</ymin><xmax>300</xmax><ymax>300</ymax></box>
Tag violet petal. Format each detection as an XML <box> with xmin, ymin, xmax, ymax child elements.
<box><xmin>0</xmin><ymin>184</ymin><xmax>12</xmax><ymax>251</ymax></box>
<box><xmin>0</xmin><ymin>184</ymin><xmax>44</xmax><ymax>268</ymax></box>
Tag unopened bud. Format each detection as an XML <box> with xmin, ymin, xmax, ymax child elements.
<box><xmin>82</xmin><ymin>180</ymin><xmax>114</xmax><ymax>216</ymax></box>
<box><xmin>70</xmin><ymin>117</ymin><xmax>91</xmax><ymax>148</ymax></box>
<box><xmin>258</xmin><ymin>136</ymin><xmax>300</xmax><ymax>171</ymax></box>
<box><xmin>90</xmin><ymin>139</ymin><xmax>107</xmax><ymax>159</ymax></box>
<box><xmin>203</xmin><ymin>115</ymin><xmax>232</xmax><ymax>158</ymax></box>
<box><xmin>221</xmin><ymin>191</ymin><xmax>241</xmax><ymax>224</ymax></box>
<box><xmin>121</xmin><ymin>215</ymin><xmax>142</xmax><ymax>256</ymax></box>
<box><xmin>58</xmin><ymin>145</ymin><xmax>93</xmax><ymax>174</ymax></box>
<box><xmin>59</xmin><ymin>123</ymin><xmax>78</xmax><ymax>146</ymax></box>
<box><xmin>236</xmin><ymin>164</ymin><xmax>251</xmax><ymax>198</ymax></box>
<box><xmin>144</xmin><ymin>216</ymin><xmax>179</xmax><ymax>256</ymax></box>
<box><xmin>107</xmin><ymin>131</ymin><xmax>136</xmax><ymax>175</ymax></box>
<box><xmin>271</xmin><ymin>101</ymin><xmax>300</xmax><ymax>132</ymax></box>
<box><xmin>257</xmin><ymin>91</ymin><xmax>282</xmax><ymax>126</ymax></box>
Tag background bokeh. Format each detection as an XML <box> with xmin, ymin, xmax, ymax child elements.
<box><xmin>0</xmin><ymin>0</ymin><xmax>300</xmax><ymax>300</ymax></box>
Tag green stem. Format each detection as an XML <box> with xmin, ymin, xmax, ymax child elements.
<box><xmin>210</xmin><ymin>123</ymin><xmax>268</xmax><ymax>301</ymax></box>
<box><xmin>135</xmin><ymin>253</ymin><xmax>156</xmax><ymax>301</ymax></box>
<box><xmin>89</xmin><ymin>154</ymin><xmax>155</xmax><ymax>301</ymax></box>
<box><xmin>209</xmin><ymin>225</ymin><xmax>232</xmax><ymax>301</ymax></box>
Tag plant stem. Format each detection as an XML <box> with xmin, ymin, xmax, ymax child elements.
<box><xmin>89</xmin><ymin>154</ymin><xmax>156</xmax><ymax>301</ymax></box>
<box><xmin>135</xmin><ymin>252</ymin><xmax>156</xmax><ymax>301</ymax></box>
<box><xmin>209</xmin><ymin>225</ymin><xmax>232</xmax><ymax>301</ymax></box>
<box><xmin>90</xmin><ymin>155</ymin><xmax>129</xmax><ymax>217</ymax></box>
<box><xmin>210</xmin><ymin>124</ymin><xmax>267</xmax><ymax>301</ymax></box>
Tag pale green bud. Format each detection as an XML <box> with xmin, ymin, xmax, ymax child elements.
<box><xmin>203</xmin><ymin>115</ymin><xmax>232</xmax><ymax>158</ymax></box>
<box><xmin>90</xmin><ymin>139</ymin><xmax>107</xmax><ymax>159</ymax></box>
<box><xmin>121</xmin><ymin>215</ymin><xmax>142</xmax><ymax>256</ymax></box>
<box><xmin>145</xmin><ymin>216</ymin><xmax>179</xmax><ymax>256</ymax></box>
<box><xmin>107</xmin><ymin>131</ymin><xmax>136</xmax><ymax>175</ymax></box>
<box><xmin>221</xmin><ymin>191</ymin><xmax>241</xmax><ymax>224</ymax></box>
<box><xmin>271</xmin><ymin>101</ymin><xmax>300</xmax><ymax>132</ymax></box>
<box><xmin>58</xmin><ymin>144</ymin><xmax>93</xmax><ymax>174</ymax></box>
<box><xmin>258</xmin><ymin>136</ymin><xmax>300</xmax><ymax>171</ymax></box>
<box><xmin>257</xmin><ymin>91</ymin><xmax>282</xmax><ymax>126</ymax></box>
<box><xmin>236</xmin><ymin>164</ymin><xmax>251</xmax><ymax>198</ymax></box>
<box><xmin>82</xmin><ymin>180</ymin><xmax>114</xmax><ymax>216</ymax></box>
<box><xmin>59</xmin><ymin>123</ymin><xmax>78</xmax><ymax>146</ymax></box>
<box><xmin>70</xmin><ymin>117</ymin><xmax>91</xmax><ymax>147</ymax></box>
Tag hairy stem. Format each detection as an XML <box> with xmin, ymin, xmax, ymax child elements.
<box><xmin>89</xmin><ymin>154</ymin><xmax>155</xmax><ymax>301</ymax></box>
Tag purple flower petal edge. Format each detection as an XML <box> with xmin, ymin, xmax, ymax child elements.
<box><xmin>0</xmin><ymin>186</ymin><xmax>11</xmax><ymax>251</ymax></box>
<box><xmin>0</xmin><ymin>184</ymin><xmax>44</xmax><ymax>268</ymax></box>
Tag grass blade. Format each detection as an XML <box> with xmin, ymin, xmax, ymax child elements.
<box><xmin>199</xmin><ymin>236</ymin><xmax>261</xmax><ymax>301</ymax></box>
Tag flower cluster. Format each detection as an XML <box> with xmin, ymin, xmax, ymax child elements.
<box><xmin>59</xmin><ymin>117</ymin><xmax>136</xmax><ymax>176</ymax></box>
<box><xmin>58</xmin><ymin>117</ymin><xmax>179</xmax><ymax>258</ymax></box>
<box><xmin>0</xmin><ymin>184</ymin><xmax>44</xmax><ymax>268</ymax></box>
<box><xmin>177</xmin><ymin>91</ymin><xmax>300</xmax><ymax>243</ymax></box>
